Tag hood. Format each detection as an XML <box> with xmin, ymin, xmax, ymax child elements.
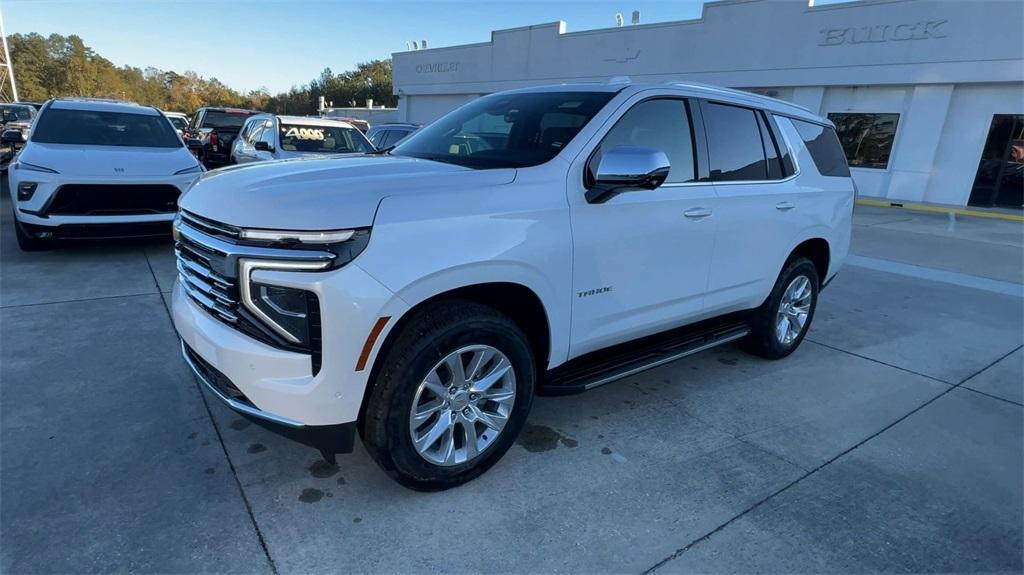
<box><xmin>21</xmin><ymin>143</ymin><xmax>198</xmax><ymax>177</ymax></box>
<box><xmin>179</xmin><ymin>155</ymin><xmax>516</xmax><ymax>230</ymax></box>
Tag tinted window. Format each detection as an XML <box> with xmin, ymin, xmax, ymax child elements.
<box><xmin>704</xmin><ymin>103</ymin><xmax>767</xmax><ymax>181</ymax></box>
<box><xmin>388</xmin><ymin>128</ymin><xmax>415</xmax><ymax>146</ymax></box>
<box><xmin>32</xmin><ymin>108</ymin><xmax>183</xmax><ymax>148</ymax></box>
<box><xmin>393</xmin><ymin>91</ymin><xmax>614</xmax><ymax>169</ymax></box>
<box><xmin>201</xmin><ymin>110</ymin><xmax>257</xmax><ymax>129</ymax></box>
<box><xmin>826</xmin><ymin>112</ymin><xmax>899</xmax><ymax>169</ymax></box>
<box><xmin>167</xmin><ymin>116</ymin><xmax>188</xmax><ymax>131</ymax></box>
<box><xmin>377</xmin><ymin>130</ymin><xmax>397</xmax><ymax>148</ymax></box>
<box><xmin>591</xmin><ymin>98</ymin><xmax>696</xmax><ymax>184</ymax></box>
<box><xmin>367</xmin><ymin>128</ymin><xmax>387</xmax><ymax>146</ymax></box>
<box><xmin>279</xmin><ymin>123</ymin><xmax>374</xmax><ymax>154</ymax></box>
<box><xmin>2</xmin><ymin>105</ymin><xmax>34</xmax><ymax>123</ymax></box>
<box><xmin>792</xmin><ymin>119</ymin><xmax>851</xmax><ymax>178</ymax></box>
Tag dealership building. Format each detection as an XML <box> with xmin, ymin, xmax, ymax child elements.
<box><xmin>391</xmin><ymin>0</ymin><xmax>1023</xmax><ymax>209</ymax></box>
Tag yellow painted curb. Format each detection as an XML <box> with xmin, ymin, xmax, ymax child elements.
<box><xmin>856</xmin><ymin>198</ymin><xmax>1024</xmax><ymax>223</ymax></box>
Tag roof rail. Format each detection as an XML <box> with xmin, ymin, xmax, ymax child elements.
<box><xmin>606</xmin><ymin>75</ymin><xmax>632</xmax><ymax>85</ymax></box>
<box><xmin>666</xmin><ymin>80</ymin><xmax>815</xmax><ymax>115</ymax></box>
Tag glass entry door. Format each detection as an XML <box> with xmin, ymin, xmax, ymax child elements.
<box><xmin>969</xmin><ymin>115</ymin><xmax>1024</xmax><ymax>209</ymax></box>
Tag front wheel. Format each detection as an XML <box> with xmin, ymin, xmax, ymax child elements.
<box><xmin>744</xmin><ymin>256</ymin><xmax>818</xmax><ymax>359</ymax></box>
<box><xmin>361</xmin><ymin>300</ymin><xmax>535</xmax><ymax>491</ymax></box>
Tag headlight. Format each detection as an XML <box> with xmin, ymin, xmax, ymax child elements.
<box><xmin>240</xmin><ymin>228</ymin><xmax>354</xmax><ymax>243</ymax></box>
<box><xmin>239</xmin><ymin>258</ymin><xmax>329</xmax><ymax>345</ymax></box>
<box><xmin>14</xmin><ymin>161</ymin><xmax>58</xmax><ymax>174</ymax></box>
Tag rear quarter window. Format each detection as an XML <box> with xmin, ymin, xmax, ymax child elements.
<box><xmin>790</xmin><ymin>118</ymin><xmax>851</xmax><ymax>178</ymax></box>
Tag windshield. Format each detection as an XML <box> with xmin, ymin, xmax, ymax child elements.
<box><xmin>1</xmin><ymin>105</ymin><xmax>34</xmax><ymax>123</ymax></box>
<box><xmin>31</xmin><ymin>108</ymin><xmax>183</xmax><ymax>148</ymax></box>
<box><xmin>202</xmin><ymin>110</ymin><xmax>255</xmax><ymax>129</ymax></box>
<box><xmin>279</xmin><ymin>123</ymin><xmax>374</xmax><ymax>154</ymax></box>
<box><xmin>392</xmin><ymin>91</ymin><xmax>615</xmax><ymax>169</ymax></box>
<box><xmin>167</xmin><ymin>116</ymin><xmax>188</xmax><ymax>130</ymax></box>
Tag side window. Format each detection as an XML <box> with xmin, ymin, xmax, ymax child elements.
<box><xmin>591</xmin><ymin>98</ymin><xmax>697</xmax><ymax>184</ymax></box>
<box><xmin>189</xmin><ymin>110</ymin><xmax>202</xmax><ymax>130</ymax></box>
<box><xmin>239</xmin><ymin>119</ymin><xmax>253</xmax><ymax>142</ymax></box>
<box><xmin>260</xmin><ymin>121</ymin><xmax>276</xmax><ymax>147</ymax></box>
<box><xmin>378</xmin><ymin>130</ymin><xmax>396</xmax><ymax>148</ymax></box>
<box><xmin>703</xmin><ymin>102</ymin><xmax>767</xmax><ymax>181</ymax></box>
<box><xmin>826</xmin><ymin>112</ymin><xmax>899</xmax><ymax>169</ymax></box>
<box><xmin>247</xmin><ymin>122</ymin><xmax>264</xmax><ymax>144</ymax></box>
<box><xmin>791</xmin><ymin>119</ymin><xmax>851</xmax><ymax>178</ymax></box>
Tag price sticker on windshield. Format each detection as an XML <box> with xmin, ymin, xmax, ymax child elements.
<box><xmin>283</xmin><ymin>127</ymin><xmax>326</xmax><ymax>141</ymax></box>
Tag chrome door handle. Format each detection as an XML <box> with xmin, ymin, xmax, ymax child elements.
<box><xmin>775</xmin><ymin>201</ymin><xmax>796</xmax><ymax>211</ymax></box>
<box><xmin>683</xmin><ymin>207</ymin><xmax>713</xmax><ymax>219</ymax></box>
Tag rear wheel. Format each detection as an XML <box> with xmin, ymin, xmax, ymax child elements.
<box><xmin>361</xmin><ymin>300</ymin><xmax>535</xmax><ymax>491</ymax></box>
<box><xmin>745</xmin><ymin>256</ymin><xmax>818</xmax><ymax>359</ymax></box>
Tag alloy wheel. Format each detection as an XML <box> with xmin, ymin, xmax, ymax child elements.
<box><xmin>408</xmin><ymin>345</ymin><xmax>517</xmax><ymax>466</ymax></box>
<box><xmin>776</xmin><ymin>275</ymin><xmax>812</xmax><ymax>345</ymax></box>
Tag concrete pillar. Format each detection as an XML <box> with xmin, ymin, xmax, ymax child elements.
<box><xmin>789</xmin><ymin>87</ymin><xmax>825</xmax><ymax>114</ymax></box>
<box><xmin>884</xmin><ymin>84</ymin><xmax>954</xmax><ymax>202</ymax></box>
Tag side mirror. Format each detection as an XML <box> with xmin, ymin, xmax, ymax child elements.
<box><xmin>254</xmin><ymin>141</ymin><xmax>273</xmax><ymax>152</ymax></box>
<box><xmin>186</xmin><ymin>138</ymin><xmax>203</xmax><ymax>150</ymax></box>
<box><xmin>586</xmin><ymin>146</ymin><xmax>671</xmax><ymax>204</ymax></box>
<box><xmin>1</xmin><ymin>129</ymin><xmax>26</xmax><ymax>145</ymax></box>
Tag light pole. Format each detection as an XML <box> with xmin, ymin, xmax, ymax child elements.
<box><xmin>0</xmin><ymin>7</ymin><xmax>18</xmax><ymax>102</ymax></box>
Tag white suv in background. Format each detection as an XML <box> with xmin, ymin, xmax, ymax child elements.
<box><xmin>229</xmin><ymin>115</ymin><xmax>374</xmax><ymax>164</ymax></box>
<box><xmin>172</xmin><ymin>81</ymin><xmax>853</xmax><ymax>490</ymax></box>
<box><xmin>8</xmin><ymin>99</ymin><xmax>203</xmax><ymax>250</ymax></box>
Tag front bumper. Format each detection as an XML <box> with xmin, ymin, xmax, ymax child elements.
<box><xmin>180</xmin><ymin>340</ymin><xmax>356</xmax><ymax>457</ymax></box>
<box><xmin>171</xmin><ymin>262</ymin><xmax>407</xmax><ymax>427</ymax></box>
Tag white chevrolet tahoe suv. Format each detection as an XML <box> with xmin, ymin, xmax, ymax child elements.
<box><xmin>172</xmin><ymin>81</ymin><xmax>853</xmax><ymax>490</ymax></box>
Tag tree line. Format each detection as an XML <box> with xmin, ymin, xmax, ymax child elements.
<box><xmin>8</xmin><ymin>33</ymin><xmax>397</xmax><ymax>115</ymax></box>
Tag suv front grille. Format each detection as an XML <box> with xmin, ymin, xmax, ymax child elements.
<box><xmin>46</xmin><ymin>184</ymin><xmax>181</xmax><ymax>216</ymax></box>
<box><xmin>176</xmin><ymin>234</ymin><xmax>239</xmax><ymax>323</ymax></box>
<box><xmin>175</xmin><ymin>212</ymin><xmax>328</xmax><ymax>374</ymax></box>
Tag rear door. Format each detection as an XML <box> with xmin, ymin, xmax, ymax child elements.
<box><xmin>567</xmin><ymin>95</ymin><xmax>718</xmax><ymax>356</ymax></box>
<box><xmin>699</xmin><ymin>100</ymin><xmax>799</xmax><ymax>314</ymax></box>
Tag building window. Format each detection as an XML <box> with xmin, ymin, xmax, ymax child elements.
<box><xmin>827</xmin><ymin>113</ymin><xmax>900</xmax><ymax>169</ymax></box>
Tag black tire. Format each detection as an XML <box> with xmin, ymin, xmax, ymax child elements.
<box><xmin>361</xmin><ymin>300</ymin><xmax>535</xmax><ymax>491</ymax></box>
<box><xmin>13</xmin><ymin>210</ymin><xmax>53</xmax><ymax>251</ymax></box>
<box><xmin>744</xmin><ymin>256</ymin><xmax>818</xmax><ymax>359</ymax></box>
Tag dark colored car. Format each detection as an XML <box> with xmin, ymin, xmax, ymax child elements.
<box><xmin>366</xmin><ymin>122</ymin><xmax>421</xmax><ymax>149</ymax></box>
<box><xmin>186</xmin><ymin>107</ymin><xmax>262</xmax><ymax>168</ymax></box>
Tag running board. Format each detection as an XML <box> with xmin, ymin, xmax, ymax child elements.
<box><xmin>540</xmin><ymin>319</ymin><xmax>751</xmax><ymax>396</ymax></box>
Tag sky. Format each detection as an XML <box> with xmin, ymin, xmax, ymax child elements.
<box><xmin>4</xmin><ymin>0</ymin><xmax>714</xmax><ymax>94</ymax></box>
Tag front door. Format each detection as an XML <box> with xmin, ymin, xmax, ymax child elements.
<box><xmin>969</xmin><ymin>114</ymin><xmax>1024</xmax><ymax>209</ymax></box>
<box><xmin>568</xmin><ymin>97</ymin><xmax>717</xmax><ymax>357</ymax></box>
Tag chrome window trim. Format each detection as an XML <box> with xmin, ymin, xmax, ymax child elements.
<box><xmin>771</xmin><ymin>114</ymin><xmax>803</xmax><ymax>177</ymax></box>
